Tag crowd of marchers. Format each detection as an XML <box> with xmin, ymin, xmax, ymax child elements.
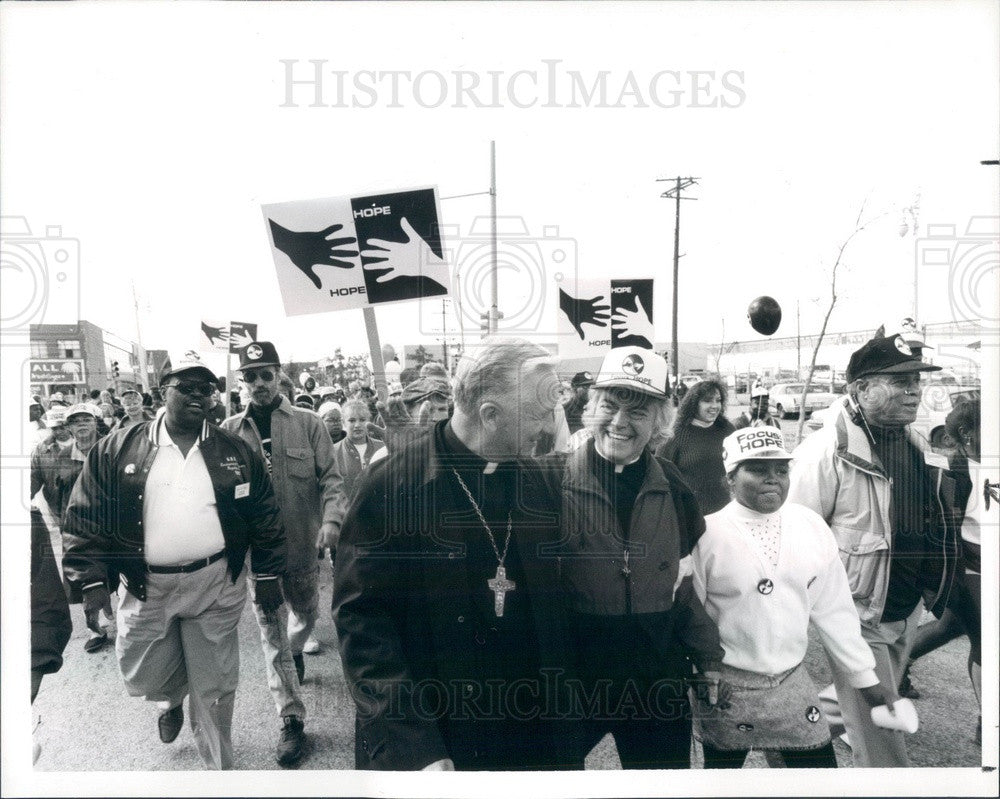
<box><xmin>28</xmin><ymin>328</ymin><xmax>984</xmax><ymax>770</ymax></box>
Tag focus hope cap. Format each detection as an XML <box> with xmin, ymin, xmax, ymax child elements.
<box><xmin>44</xmin><ymin>407</ymin><xmax>69</xmax><ymax>426</ymax></box>
<box><xmin>237</xmin><ymin>341</ymin><xmax>281</xmax><ymax>371</ymax></box>
<box><xmin>65</xmin><ymin>402</ymin><xmax>101</xmax><ymax>421</ymax></box>
<box><xmin>846</xmin><ymin>331</ymin><xmax>941</xmax><ymax>383</ymax></box>
<box><xmin>593</xmin><ymin>347</ymin><xmax>669</xmax><ymax>399</ymax></box>
<box><xmin>160</xmin><ymin>351</ymin><xmax>219</xmax><ymax>385</ymax></box>
<box><xmin>722</xmin><ymin>427</ymin><xmax>794</xmax><ymax>474</ymax></box>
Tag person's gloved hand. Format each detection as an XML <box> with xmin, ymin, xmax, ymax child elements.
<box><xmin>82</xmin><ymin>584</ymin><xmax>113</xmax><ymax>635</ymax></box>
<box><xmin>254</xmin><ymin>578</ymin><xmax>284</xmax><ymax>613</ymax></box>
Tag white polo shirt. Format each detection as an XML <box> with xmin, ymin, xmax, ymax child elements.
<box><xmin>143</xmin><ymin>416</ymin><xmax>226</xmax><ymax>566</ymax></box>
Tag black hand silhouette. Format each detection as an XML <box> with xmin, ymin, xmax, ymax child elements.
<box><xmin>559</xmin><ymin>288</ymin><xmax>610</xmax><ymax>340</ymax></box>
<box><xmin>201</xmin><ymin>321</ymin><xmax>227</xmax><ymax>345</ymax></box>
<box><xmin>269</xmin><ymin>219</ymin><xmax>359</xmax><ymax>290</ymax></box>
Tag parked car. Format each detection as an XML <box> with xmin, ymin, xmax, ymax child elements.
<box><xmin>768</xmin><ymin>383</ymin><xmax>839</xmax><ymax>419</ymax></box>
<box><xmin>912</xmin><ymin>385</ymin><xmax>980</xmax><ymax>449</ymax></box>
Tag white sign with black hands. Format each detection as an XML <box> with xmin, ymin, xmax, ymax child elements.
<box><xmin>557</xmin><ymin>277</ymin><xmax>654</xmax><ymax>358</ymax></box>
<box><xmin>262</xmin><ymin>186</ymin><xmax>450</xmax><ymax>316</ymax></box>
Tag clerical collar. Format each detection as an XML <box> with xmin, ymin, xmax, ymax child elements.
<box><xmin>441</xmin><ymin>420</ymin><xmax>500</xmax><ymax>474</ymax></box>
<box><xmin>593</xmin><ymin>440</ymin><xmax>643</xmax><ymax>473</ymax></box>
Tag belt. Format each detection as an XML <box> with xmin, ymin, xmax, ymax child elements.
<box><xmin>147</xmin><ymin>549</ymin><xmax>226</xmax><ymax>574</ymax></box>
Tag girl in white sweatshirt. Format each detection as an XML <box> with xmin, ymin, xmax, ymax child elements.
<box><xmin>691</xmin><ymin>427</ymin><xmax>892</xmax><ymax>768</ymax></box>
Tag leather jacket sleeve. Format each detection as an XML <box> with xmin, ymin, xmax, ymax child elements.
<box><xmin>61</xmin><ymin>436</ymin><xmax>117</xmax><ymax>599</ymax></box>
<box><xmin>232</xmin><ymin>435</ymin><xmax>286</xmax><ymax>577</ymax></box>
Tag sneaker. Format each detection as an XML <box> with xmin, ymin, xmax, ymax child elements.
<box><xmin>293</xmin><ymin>653</ymin><xmax>305</xmax><ymax>683</ymax></box>
<box><xmin>898</xmin><ymin>669</ymin><xmax>921</xmax><ymax>700</ymax></box>
<box><xmin>276</xmin><ymin>715</ymin><xmax>305</xmax><ymax>766</ymax></box>
<box><xmin>158</xmin><ymin>704</ymin><xmax>184</xmax><ymax>744</ymax></box>
<box><xmin>303</xmin><ymin>636</ymin><xmax>321</xmax><ymax>655</ymax></box>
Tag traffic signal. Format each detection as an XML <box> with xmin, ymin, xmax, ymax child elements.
<box><xmin>111</xmin><ymin>361</ymin><xmax>120</xmax><ymax>378</ymax></box>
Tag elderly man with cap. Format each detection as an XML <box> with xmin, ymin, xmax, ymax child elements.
<box><xmin>787</xmin><ymin>330</ymin><xmax>960</xmax><ymax>767</ymax></box>
<box><xmin>30</xmin><ymin>407</ymin><xmax>74</xmax><ymax>526</ymax></box>
<box><xmin>222</xmin><ymin>341</ymin><xmax>341</xmax><ymax>765</ymax></box>
<box><xmin>61</xmin><ymin>354</ymin><xmax>285</xmax><ymax>768</ymax></box>
<box><xmin>113</xmin><ymin>388</ymin><xmax>155</xmax><ymax>431</ymax></box>
<box><xmin>333</xmin><ymin>337</ymin><xmax>584</xmax><ymax>771</ymax></box>
<box><xmin>540</xmin><ymin>346</ymin><xmax>723</xmax><ymax>769</ymax></box>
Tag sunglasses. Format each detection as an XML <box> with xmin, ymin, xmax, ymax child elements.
<box><xmin>166</xmin><ymin>381</ymin><xmax>216</xmax><ymax>397</ymax></box>
<box><xmin>242</xmin><ymin>369</ymin><xmax>275</xmax><ymax>384</ymax></box>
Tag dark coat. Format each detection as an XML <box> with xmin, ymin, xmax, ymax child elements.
<box><xmin>332</xmin><ymin>422</ymin><xmax>583</xmax><ymax>771</ymax></box>
<box><xmin>61</xmin><ymin>419</ymin><xmax>285</xmax><ymax>603</ymax></box>
<box><xmin>31</xmin><ymin>508</ymin><xmax>72</xmax><ymax>677</ymax></box>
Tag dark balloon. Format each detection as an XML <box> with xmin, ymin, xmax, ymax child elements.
<box><xmin>748</xmin><ymin>296</ymin><xmax>782</xmax><ymax>335</ymax></box>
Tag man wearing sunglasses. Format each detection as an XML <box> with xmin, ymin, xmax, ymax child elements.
<box><xmin>61</xmin><ymin>353</ymin><xmax>285</xmax><ymax>769</ymax></box>
<box><xmin>222</xmin><ymin>340</ymin><xmax>342</xmax><ymax>766</ymax></box>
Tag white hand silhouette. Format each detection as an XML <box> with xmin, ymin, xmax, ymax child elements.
<box><xmin>361</xmin><ymin>217</ymin><xmax>450</xmax><ymax>288</ymax></box>
<box><xmin>228</xmin><ymin>328</ymin><xmax>255</xmax><ymax>349</ymax></box>
<box><xmin>610</xmin><ymin>295</ymin><xmax>654</xmax><ymax>344</ymax></box>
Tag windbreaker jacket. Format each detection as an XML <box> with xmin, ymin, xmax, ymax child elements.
<box><xmin>62</xmin><ymin>419</ymin><xmax>285</xmax><ymax>603</ymax></box>
<box><xmin>539</xmin><ymin>442</ymin><xmax>724</xmax><ymax>672</ymax></box>
<box><xmin>222</xmin><ymin>397</ymin><xmax>342</xmax><ymax>571</ymax></box>
<box><xmin>787</xmin><ymin>397</ymin><xmax>959</xmax><ymax>626</ymax></box>
<box><xmin>328</xmin><ymin>436</ymin><xmax>385</xmax><ymax>529</ymax></box>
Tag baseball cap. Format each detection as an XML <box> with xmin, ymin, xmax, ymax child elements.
<box><xmin>160</xmin><ymin>351</ymin><xmax>219</xmax><ymax>385</ymax></box>
<box><xmin>65</xmin><ymin>403</ymin><xmax>101</xmax><ymax>421</ymax></box>
<box><xmin>294</xmin><ymin>393</ymin><xmax>314</xmax><ymax>407</ymax></box>
<box><xmin>593</xmin><ymin>347</ymin><xmax>669</xmax><ymax>399</ymax></box>
<box><xmin>237</xmin><ymin>341</ymin><xmax>281</xmax><ymax>371</ymax></box>
<box><xmin>120</xmin><ymin>388</ymin><xmax>141</xmax><ymax>398</ymax></box>
<box><xmin>400</xmin><ymin>377</ymin><xmax>451</xmax><ymax>405</ymax></box>
<box><xmin>750</xmin><ymin>384</ymin><xmax>769</xmax><ymax>399</ymax></box>
<box><xmin>846</xmin><ymin>332</ymin><xmax>941</xmax><ymax>383</ymax></box>
<box><xmin>722</xmin><ymin>427</ymin><xmax>794</xmax><ymax>474</ymax></box>
<box><xmin>44</xmin><ymin>407</ymin><xmax>69</xmax><ymax>427</ymax></box>
<box><xmin>571</xmin><ymin>371</ymin><xmax>595</xmax><ymax>389</ymax></box>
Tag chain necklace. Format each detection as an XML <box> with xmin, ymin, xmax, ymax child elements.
<box><xmin>451</xmin><ymin>467</ymin><xmax>516</xmax><ymax>617</ymax></box>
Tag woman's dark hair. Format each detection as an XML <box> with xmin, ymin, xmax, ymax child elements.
<box><xmin>670</xmin><ymin>377</ymin><xmax>729</xmax><ymax>436</ymax></box>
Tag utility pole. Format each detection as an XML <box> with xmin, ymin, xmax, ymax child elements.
<box><xmin>440</xmin><ymin>298</ymin><xmax>450</xmax><ymax>372</ymax></box>
<box><xmin>657</xmin><ymin>176</ymin><xmax>699</xmax><ymax>390</ymax></box>
<box><xmin>796</xmin><ymin>300</ymin><xmax>801</xmax><ymax>377</ymax></box>
<box><xmin>488</xmin><ymin>140</ymin><xmax>501</xmax><ymax>335</ymax></box>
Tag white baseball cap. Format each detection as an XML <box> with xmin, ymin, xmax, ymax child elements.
<box><xmin>750</xmin><ymin>384</ymin><xmax>769</xmax><ymax>399</ymax></box>
<box><xmin>722</xmin><ymin>427</ymin><xmax>793</xmax><ymax>474</ymax></box>
<box><xmin>593</xmin><ymin>346</ymin><xmax>669</xmax><ymax>399</ymax></box>
<box><xmin>65</xmin><ymin>402</ymin><xmax>101</xmax><ymax>421</ymax></box>
<box><xmin>44</xmin><ymin>407</ymin><xmax>69</xmax><ymax>426</ymax></box>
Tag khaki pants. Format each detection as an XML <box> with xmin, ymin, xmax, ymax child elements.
<box><xmin>820</xmin><ymin>602</ymin><xmax>923</xmax><ymax>767</ymax></box>
<box><xmin>250</xmin><ymin>566</ymin><xmax>318</xmax><ymax>720</ymax></box>
<box><xmin>116</xmin><ymin>559</ymin><xmax>246</xmax><ymax>770</ymax></box>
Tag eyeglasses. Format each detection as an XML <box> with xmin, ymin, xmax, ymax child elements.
<box><xmin>242</xmin><ymin>370</ymin><xmax>275</xmax><ymax>384</ymax></box>
<box><xmin>165</xmin><ymin>382</ymin><xmax>215</xmax><ymax>397</ymax></box>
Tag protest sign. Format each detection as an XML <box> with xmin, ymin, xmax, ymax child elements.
<box><xmin>557</xmin><ymin>278</ymin><xmax>654</xmax><ymax>359</ymax></box>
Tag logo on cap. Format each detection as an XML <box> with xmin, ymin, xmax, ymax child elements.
<box><xmin>583</xmin><ymin>371</ymin><xmax>591</xmax><ymax>380</ymax></box>
<box><xmin>622</xmin><ymin>354</ymin><xmax>645</xmax><ymax>375</ymax></box>
<box><xmin>184</xmin><ymin>350</ymin><xmax>202</xmax><ymax>362</ymax></box>
<box><xmin>894</xmin><ymin>337</ymin><xmax>913</xmax><ymax>356</ymax></box>
<box><xmin>246</xmin><ymin>344</ymin><xmax>264</xmax><ymax>360</ymax></box>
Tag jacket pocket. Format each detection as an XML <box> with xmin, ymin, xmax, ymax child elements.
<box><xmin>285</xmin><ymin>447</ymin><xmax>315</xmax><ymax>479</ymax></box>
<box><xmin>832</xmin><ymin>525</ymin><xmax>887</xmax><ymax>601</ymax></box>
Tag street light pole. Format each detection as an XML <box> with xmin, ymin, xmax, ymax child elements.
<box><xmin>657</xmin><ymin>176</ymin><xmax>699</xmax><ymax>390</ymax></box>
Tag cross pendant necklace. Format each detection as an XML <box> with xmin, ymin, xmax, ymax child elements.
<box><xmin>451</xmin><ymin>468</ymin><xmax>516</xmax><ymax>617</ymax></box>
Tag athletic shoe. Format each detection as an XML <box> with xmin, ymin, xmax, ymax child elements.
<box><xmin>276</xmin><ymin>715</ymin><xmax>305</xmax><ymax>766</ymax></box>
<box><xmin>303</xmin><ymin>636</ymin><xmax>321</xmax><ymax>655</ymax></box>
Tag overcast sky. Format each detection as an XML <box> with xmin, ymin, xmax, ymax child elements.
<box><xmin>2</xmin><ymin>1</ymin><xmax>997</xmax><ymax>376</ymax></box>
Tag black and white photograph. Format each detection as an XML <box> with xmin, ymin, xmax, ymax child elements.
<box><xmin>1</xmin><ymin>2</ymin><xmax>997</xmax><ymax>798</ymax></box>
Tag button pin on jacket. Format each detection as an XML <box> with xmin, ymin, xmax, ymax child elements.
<box><xmin>757</xmin><ymin>578</ymin><xmax>774</xmax><ymax>595</ymax></box>
<box><xmin>124</xmin><ymin>464</ymin><xmax>136</xmax><ymax>474</ymax></box>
